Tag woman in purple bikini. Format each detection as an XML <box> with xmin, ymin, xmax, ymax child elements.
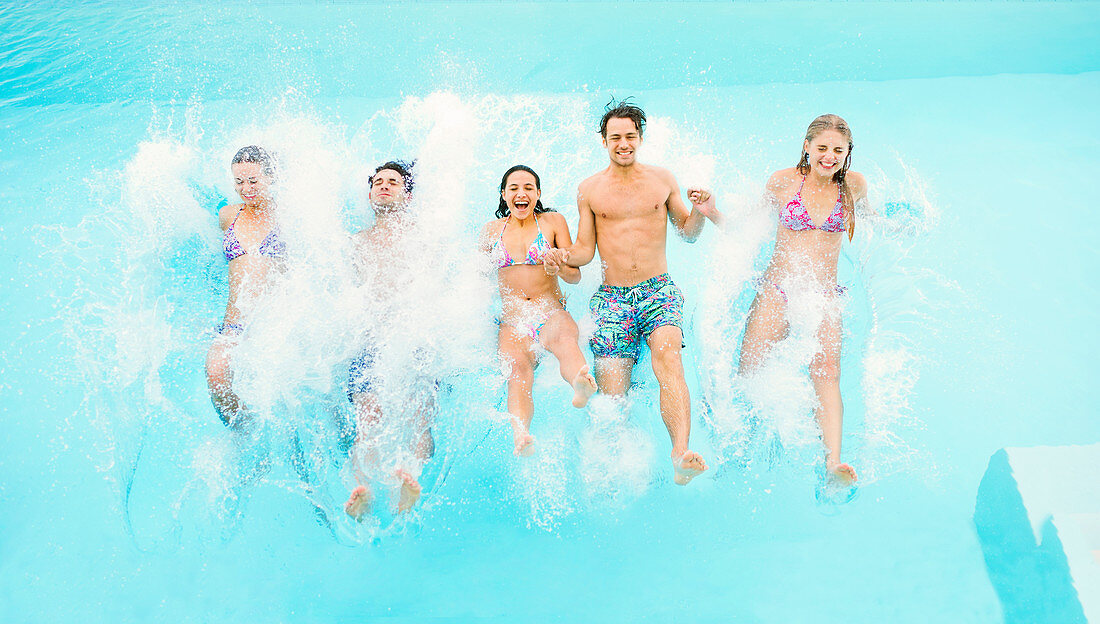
<box><xmin>205</xmin><ymin>145</ymin><xmax>286</xmax><ymax>428</ymax></box>
<box><xmin>739</xmin><ymin>115</ymin><xmax>867</xmax><ymax>486</ymax></box>
<box><xmin>480</xmin><ymin>165</ymin><xmax>597</xmax><ymax>457</ymax></box>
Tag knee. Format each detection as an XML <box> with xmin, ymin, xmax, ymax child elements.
<box><xmin>650</xmin><ymin>345</ymin><xmax>684</xmax><ymax>377</ymax></box>
<box><xmin>810</xmin><ymin>357</ymin><xmax>840</xmax><ymax>384</ymax></box>
<box><xmin>353</xmin><ymin>399</ymin><xmax>382</xmax><ymax>433</ymax></box>
<box><xmin>738</xmin><ymin>350</ymin><xmax>758</xmax><ymax>376</ymax></box>
<box><xmin>547</xmin><ymin>331</ymin><xmax>576</xmax><ymax>355</ymax></box>
<box><xmin>205</xmin><ymin>356</ymin><xmax>232</xmax><ymax>393</ymax></box>
<box><xmin>506</xmin><ymin>357</ymin><xmax>534</xmax><ymax>384</ymax></box>
<box><xmin>551</xmin><ymin>319</ymin><xmax>580</xmax><ymax>345</ymax></box>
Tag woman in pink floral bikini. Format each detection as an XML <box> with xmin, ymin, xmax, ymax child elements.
<box><xmin>739</xmin><ymin>115</ymin><xmax>868</xmax><ymax>488</ymax></box>
<box><xmin>480</xmin><ymin>165</ymin><xmax>597</xmax><ymax>457</ymax></box>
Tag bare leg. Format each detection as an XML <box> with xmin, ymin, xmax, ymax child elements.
<box><xmin>648</xmin><ymin>325</ymin><xmax>706</xmax><ymax>485</ymax></box>
<box><xmin>412</xmin><ymin>389</ymin><xmax>436</xmax><ymax>463</ymax></box>
<box><xmin>205</xmin><ymin>338</ymin><xmax>247</xmax><ymax>428</ymax></box>
<box><xmin>538</xmin><ymin>310</ymin><xmax>597</xmax><ymax>408</ymax></box>
<box><xmin>344</xmin><ymin>392</ymin><xmax>382</xmax><ymax>521</ymax></box>
<box><xmin>812</xmin><ymin>312</ymin><xmax>856</xmax><ymax>484</ymax></box>
<box><xmin>738</xmin><ymin>286</ymin><xmax>789</xmax><ymax>376</ymax></box>
<box><xmin>499</xmin><ymin>324</ymin><xmax>538</xmax><ymax>457</ymax></box>
<box><xmin>593</xmin><ymin>356</ymin><xmax>633</xmax><ymax>397</ymax></box>
<box><xmin>395</xmin><ymin>384</ymin><xmax>437</xmax><ymax>513</ymax></box>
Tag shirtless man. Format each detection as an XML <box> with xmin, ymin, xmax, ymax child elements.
<box><xmin>554</xmin><ymin>101</ymin><xmax>722</xmax><ymax>485</ymax></box>
<box><xmin>344</xmin><ymin>160</ymin><xmax>435</xmax><ymax>520</ymax></box>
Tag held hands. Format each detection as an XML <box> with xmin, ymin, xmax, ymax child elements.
<box><xmin>543</xmin><ymin>248</ymin><xmax>569</xmax><ymax>276</ymax></box>
<box><xmin>688</xmin><ymin>187</ymin><xmax>723</xmax><ymax>225</ymax></box>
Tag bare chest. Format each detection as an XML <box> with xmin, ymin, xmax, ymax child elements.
<box><xmin>589</xmin><ymin>179</ymin><xmax>669</xmax><ymax>224</ymax></box>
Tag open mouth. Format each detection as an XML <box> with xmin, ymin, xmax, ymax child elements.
<box><xmin>514</xmin><ymin>200</ymin><xmax>530</xmax><ymax>209</ymax></box>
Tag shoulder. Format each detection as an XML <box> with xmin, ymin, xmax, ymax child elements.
<box><xmin>845</xmin><ymin>171</ymin><xmax>868</xmax><ymax>198</ymax></box>
<box><xmin>543</xmin><ymin>211</ymin><xmax>568</xmax><ymax>228</ymax></box>
<box><xmin>645</xmin><ymin>165</ymin><xmax>679</xmax><ymax>189</ymax></box>
<box><xmin>647</xmin><ymin>164</ymin><xmax>674</xmax><ymax>180</ymax></box>
<box><xmin>766</xmin><ymin>168</ymin><xmax>799</xmax><ymax>194</ymax></box>
<box><xmin>351</xmin><ymin>229</ymin><xmax>371</xmax><ymax>245</ymax></box>
<box><xmin>578</xmin><ymin>172</ymin><xmax>603</xmax><ymax>193</ymax></box>
<box><xmin>768</xmin><ymin>167</ymin><xmax>800</xmax><ymax>185</ymax></box>
<box><xmin>577</xmin><ymin>173</ymin><xmax>605</xmax><ymax>206</ymax></box>
<box><xmin>480</xmin><ymin>217</ymin><xmax>505</xmax><ymax>238</ymax></box>
<box><xmin>218</xmin><ymin>203</ymin><xmax>243</xmax><ymax>230</ymax></box>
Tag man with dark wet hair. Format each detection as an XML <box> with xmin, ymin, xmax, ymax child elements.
<box><xmin>368</xmin><ymin>160</ymin><xmax>415</xmax><ymax>197</ymax></box>
<box><xmin>597</xmin><ymin>101</ymin><xmax>647</xmax><ymax>140</ymax></box>
<box><xmin>554</xmin><ymin>99</ymin><xmax>722</xmax><ymax>486</ymax></box>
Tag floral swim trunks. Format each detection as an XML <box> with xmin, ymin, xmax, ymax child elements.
<box><xmin>347</xmin><ymin>346</ymin><xmax>440</xmax><ymax>402</ymax></box>
<box><xmin>589</xmin><ymin>273</ymin><xmax>684</xmax><ymax>361</ymax></box>
<box><xmin>215</xmin><ymin>322</ymin><xmax>245</xmax><ymax>336</ymax></box>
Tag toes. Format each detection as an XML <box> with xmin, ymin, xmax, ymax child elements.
<box><xmin>395</xmin><ymin>470</ymin><xmax>415</xmax><ymax>486</ymax></box>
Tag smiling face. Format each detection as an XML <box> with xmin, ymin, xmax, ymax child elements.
<box><xmin>803</xmin><ymin>129</ymin><xmax>850</xmax><ymax>178</ymax></box>
<box><xmin>602</xmin><ymin>116</ymin><xmax>642</xmax><ymax>167</ymax></box>
<box><xmin>501</xmin><ymin>170</ymin><xmax>540</xmax><ymax>219</ymax></box>
<box><xmin>232</xmin><ymin>161</ymin><xmax>272</xmax><ymax>207</ymax></box>
<box><xmin>369</xmin><ymin>168</ymin><xmax>410</xmax><ymax>211</ymax></box>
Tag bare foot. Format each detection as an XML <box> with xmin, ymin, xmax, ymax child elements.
<box><xmin>343</xmin><ymin>485</ymin><xmax>372</xmax><ymax>521</ymax></box>
<box><xmin>395</xmin><ymin>469</ymin><xmax>422</xmax><ymax>513</ymax></box>
<box><xmin>514</xmin><ymin>432</ymin><xmax>536</xmax><ymax>457</ymax></box>
<box><xmin>510</xmin><ymin>417</ymin><xmax>536</xmax><ymax>457</ymax></box>
<box><xmin>827</xmin><ymin>461</ymin><xmax>858</xmax><ymax>486</ymax></box>
<box><xmin>672</xmin><ymin>450</ymin><xmax>708</xmax><ymax>485</ymax></box>
<box><xmin>571</xmin><ymin>367</ymin><xmax>598</xmax><ymax>408</ymax></box>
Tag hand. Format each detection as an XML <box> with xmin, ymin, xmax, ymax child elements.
<box><xmin>543</xmin><ymin>248</ymin><xmax>567</xmax><ymax>276</ymax></box>
<box><xmin>688</xmin><ymin>187</ymin><xmax>722</xmax><ymax>224</ymax></box>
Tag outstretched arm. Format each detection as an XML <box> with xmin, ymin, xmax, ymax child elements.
<box><xmin>544</xmin><ymin>214</ymin><xmax>580</xmax><ymax>284</ymax></box>
<box><xmin>476</xmin><ymin>221</ymin><xmax>499</xmax><ymax>277</ymax></box>
<box><xmin>665</xmin><ymin>171</ymin><xmax>719</xmax><ymax>242</ymax></box>
<box><xmin>565</xmin><ymin>183</ymin><xmax>596</xmax><ymax>267</ymax></box>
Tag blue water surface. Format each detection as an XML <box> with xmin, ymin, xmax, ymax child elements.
<box><xmin>1</xmin><ymin>2</ymin><xmax>1098</xmax><ymax>622</ymax></box>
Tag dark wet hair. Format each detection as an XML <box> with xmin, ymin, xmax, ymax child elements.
<box><xmin>496</xmin><ymin>165</ymin><xmax>552</xmax><ymax>219</ymax></box>
<box><xmin>598</xmin><ymin>97</ymin><xmax>646</xmax><ymax>137</ymax></box>
<box><xmin>796</xmin><ymin>114</ymin><xmax>855</xmax><ymax>241</ymax></box>
<box><xmin>369</xmin><ymin>160</ymin><xmax>415</xmax><ymax>194</ymax></box>
<box><xmin>231</xmin><ymin>145</ymin><xmax>276</xmax><ymax>177</ymax></box>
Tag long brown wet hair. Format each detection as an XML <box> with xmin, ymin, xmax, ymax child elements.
<box><xmin>796</xmin><ymin>114</ymin><xmax>855</xmax><ymax>241</ymax></box>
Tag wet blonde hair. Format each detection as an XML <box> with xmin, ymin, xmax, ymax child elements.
<box><xmin>796</xmin><ymin>114</ymin><xmax>855</xmax><ymax>241</ymax></box>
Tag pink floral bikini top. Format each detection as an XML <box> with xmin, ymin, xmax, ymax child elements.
<box><xmin>779</xmin><ymin>176</ymin><xmax>845</xmax><ymax>233</ymax></box>
<box><xmin>490</xmin><ymin>215</ymin><xmax>551</xmax><ymax>269</ymax></box>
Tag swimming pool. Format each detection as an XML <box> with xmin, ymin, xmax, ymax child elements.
<box><xmin>2</xmin><ymin>2</ymin><xmax>1098</xmax><ymax>622</ymax></box>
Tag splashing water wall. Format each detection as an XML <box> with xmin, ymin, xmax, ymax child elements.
<box><xmin>2</xmin><ymin>3</ymin><xmax>1098</xmax><ymax>622</ymax></box>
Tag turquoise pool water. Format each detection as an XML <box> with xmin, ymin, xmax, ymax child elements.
<box><xmin>2</xmin><ymin>2</ymin><xmax>1098</xmax><ymax>622</ymax></box>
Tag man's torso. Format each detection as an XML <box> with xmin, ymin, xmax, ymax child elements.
<box><xmin>585</xmin><ymin>165</ymin><xmax>673</xmax><ymax>287</ymax></box>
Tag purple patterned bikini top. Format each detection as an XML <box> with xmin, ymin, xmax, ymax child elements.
<box><xmin>779</xmin><ymin>176</ymin><xmax>845</xmax><ymax>233</ymax></box>
<box><xmin>223</xmin><ymin>208</ymin><xmax>287</xmax><ymax>262</ymax></box>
